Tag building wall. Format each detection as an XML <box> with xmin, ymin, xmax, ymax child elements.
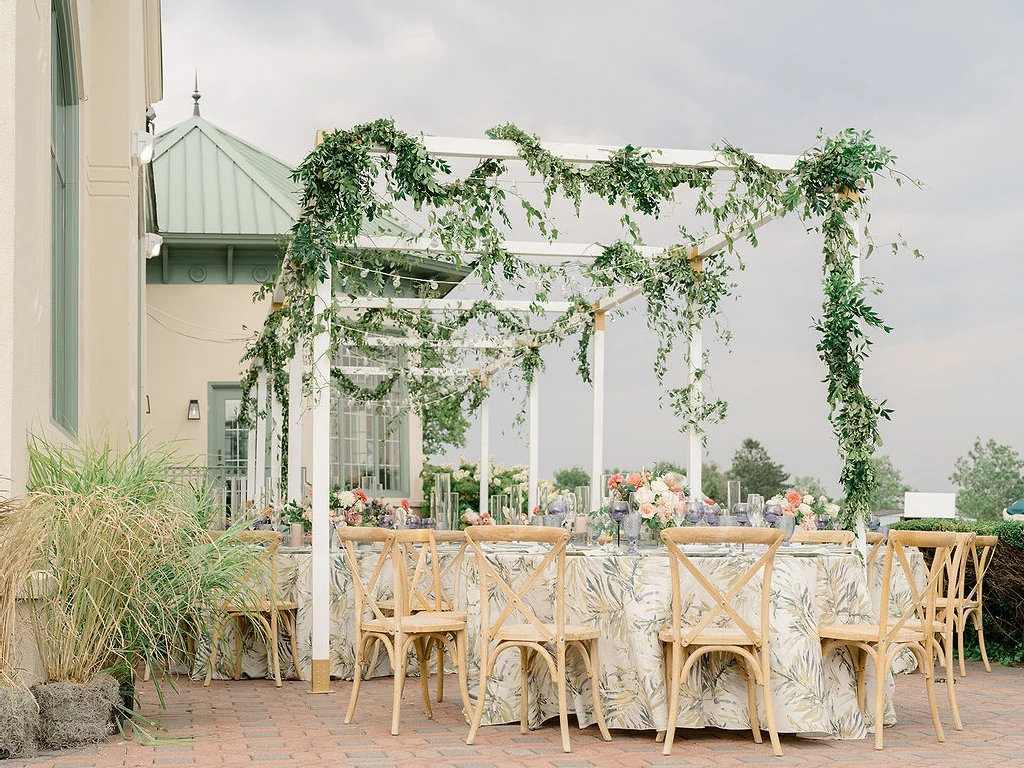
<box><xmin>0</xmin><ymin>0</ymin><xmax>161</xmax><ymax>495</ymax></box>
<box><xmin>145</xmin><ymin>283</ymin><xmax>427</xmax><ymax>505</ymax></box>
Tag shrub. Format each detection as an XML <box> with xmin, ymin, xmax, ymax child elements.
<box><xmin>889</xmin><ymin>518</ymin><xmax>1024</xmax><ymax>665</ymax></box>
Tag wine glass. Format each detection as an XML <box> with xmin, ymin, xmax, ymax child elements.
<box><xmin>672</xmin><ymin>493</ymin><xmax>687</xmax><ymax>528</ymax></box>
<box><xmin>607</xmin><ymin>499</ymin><xmax>629</xmax><ymax>547</ymax></box>
<box><xmin>747</xmin><ymin>494</ymin><xmax>765</xmax><ymax>528</ymax></box>
<box><xmin>622</xmin><ymin>511</ymin><xmax>643</xmax><ymax>554</ymax></box>
<box><xmin>685</xmin><ymin>500</ymin><xmax>706</xmax><ymax>526</ymax></box>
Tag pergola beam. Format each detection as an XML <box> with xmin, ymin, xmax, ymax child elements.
<box><xmin>334</xmin><ymin>297</ymin><xmax>572</xmax><ymax>313</ymax></box>
<box><xmin>361</xmin><ymin>336</ymin><xmax>526</xmax><ymax>350</ymax></box>
<box><xmin>352</xmin><ymin>235</ymin><xmax>667</xmax><ymax>260</ymax></box>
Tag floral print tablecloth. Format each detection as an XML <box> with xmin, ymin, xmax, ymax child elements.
<box><xmin>196</xmin><ymin>545</ymin><xmax>926</xmax><ymax>740</ymax></box>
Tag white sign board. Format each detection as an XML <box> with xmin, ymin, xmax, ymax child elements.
<box><xmin>903</xmin><ymin>492</ymin><xmax>957</xmax><ymax>519</ymax></box>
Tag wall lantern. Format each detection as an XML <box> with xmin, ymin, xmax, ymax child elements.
<box><xmin>145</xmin><ymin>232</ymin><xmax>163</xmax><ymax>258</ymax></box>
<box><xmin>131</xmin><ymin>129</ymin><xmax>156</xmax><ymax>164</ymax></box>
<box><xmin>187</xmin><ymin>399</ymin><xmax>201</xmax><ymax>421</ymax></box>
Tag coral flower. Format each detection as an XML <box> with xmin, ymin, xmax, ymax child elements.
<box><xmin>785</xmin><ymin>490</ymin><xmax>802</xmax><ymax>505</ymax></box>
<box><xmin>607</xmin><ymin>474</ymin><xmax>624</xmax><ymax>490</ymax></box>
<box><xmin>626</xmin><ymin>473</ymin><xmax>644</xmax><ymax>488</ymax></box>
<box><xmin>353</xmin><ymin>488</ymin><xmax>368</xmax><ymax>503</ymax></box>
<box><xmin>400</xmin><ymin>498</ymin><xmax>410</xmax><ymax>511</ymax></box>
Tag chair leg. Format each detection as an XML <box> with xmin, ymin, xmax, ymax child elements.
<box><xmin>759</xmin><ymin>652</ymin><xmax>782</xmax><ymax>757</ymax></box>
<box><xmin>455</xmin><ymin>630</ymin><xmax>471</xmax><ymax>718</ymax></box>
<box><xmin>287</xmin><ymin>611</ymin><xmax>303</xmax><ymax>681</ymax></box>
<box><xmin>465</xmin><ymin>647</ymin><xmax>491</xmax><ymax>746</ymax></box>
<box><xmin>519</xmin><ymin>646</ymin><xmax>530</xmax><ymax>734</ymax></box>
<box><xmin>975</xmin><ymin>607</ymin><xmax>991</xmax><ymax>673</ymax></box>
<box><xmin>587</xmin><ymin>640</ymin><xmax>612</xmax><ymax>742</ymax></box>
<box><xmin>743</xmin><ymin>655</ymin><xmax>762</xmax><ymax>745</ymax></box>
<box><xmin>873</xmin><ymin>648</ymin><xmax>887</xmax><ymax>751</ymax></box>
<box><xmin>233</xmin><ymin>615</ymin><xmax>244</xmax><ymax>681</ymax></box>
<box><xmin>662</xmin><ymin>644</ymin><xmax>683</xmax><ymax>756</ymax></box>
<box><xmin>204</xmin><ymin>617</ymin><xmax>222</xmax><ymax>687</ymax></box>
<box><xmin>656</xmin><ymin>642</ymin><xmax>671</xmax><ymax>744</ymax></box>
<box><xmin>855</xmin><ymin>647</ymin><xmax>867</xmax><ymax>712</ymax></box>
<box><xmin>920</xmin><ymin>645</ymin><xmax>945</xmax><ymax>745</ymax></box>
<box><xmin>269</xmin><ymin>612</ymin><xmax>283</xmax><ymax>688</ymax></box>
<box><xmin>345</xmin><ymin>636</ymin><xmax>366</xmax><ymax>724</ymax></box>
<box><xmin>435</xmin><ymin>637</ymin><xmax>445</xmax><ymax>703</ymax></box>
<box><xmin>956</xmin><ymin>609</ymin><xmax>967</xmax><ymax>678</ymax></box>
<box><xmin>555</xmin><ymin>642</ymin><xmax>571</xmax><ymax>753</ymax></box>
<box><xmin>941</xmin><ymin>627</ymin><xmax>962</xmax><ymax>730</ymax></box>
<box><xmin>414</xmin><ymin>637</ymin><xmax>434</xmax><ymax>720</ymax></box>
<box><xmin>392</xmin><ymin>635</ymin><xmax>408</xmax><ymax>736</ymax></box>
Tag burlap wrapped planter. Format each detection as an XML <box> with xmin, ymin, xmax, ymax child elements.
<box><xmin>31</xmin><ymin>674</ymin><xmax>120</xmax><ymax>750</ymax></box>
<box><xmin>0</xmin><ymin>685</ymin><xmax>39</xmax><ymax>758</ymax></box>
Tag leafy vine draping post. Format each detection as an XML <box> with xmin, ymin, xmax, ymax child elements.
<box><xmin>244</xmin><ymin>122</ymin><xmax>917</xmax><ymax>539</ymax></box>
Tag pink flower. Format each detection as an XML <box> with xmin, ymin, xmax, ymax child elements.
<box><xmin>607</xmin><ymin>474</ymin><xmax>624</xmax><ymax>490</ymax></box>
<box><xmin>785</xmin><ymin>490</ymin><xmax>802</xmax><ymax>505</ymax></box>
<box><xmin>656</xmin><ymin>505</ymin><xmax>672</xmax><ymax>523</ymax></box>
<box><xmin>639</xmin><ymin>502</ymin><xmax>657</xmax><ymax>520</ymax></box>
<box><xmin>353</xmin><ymin>488</ymin><xmax>368</xmax><ymax>503</ymax></box>
<box><xmin>345</xmin><ymin>509</ymin><xmax>363</xmax><ymax>525</ymax></box>
<box><xmin>400</xmin><ymin>499</ymin><xmax>410</xmax><ymax>511</ymax></box>
<box><xmin>626</xmin><ymin>473</ymin><xmax>644</xmax><ymax>489</ymax></box>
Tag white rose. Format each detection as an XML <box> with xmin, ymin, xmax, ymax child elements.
<box><xmin>803</xmin><ymin>495</ymin><xmax>815</xmax><ymax>505</ymax></box>
<box><xmin>798</xmin><ymin>503</ymin><xmax>813</xmax><ymax>516</ymax></box>
<box><xmin>339</xmin><ymin>490</ymin><xmax>356</xmax><ymax>508</ymax></box>
<box><xmin>635</xmin><ymin>487</ymin><xmax>656</xmax><ymax>505</ymax></box>
<box><xmin>651</xmin><ymin>479</ymin><xmax>670</xmax><ymax>496</ymax></box>
<box><xmin>825</xmin><ymin>503</ymin><xmax>840</xmax><ymax>516</ymax></box>
<box><xmin>818</xmin><ymin>495</ymin><xmax>829</xmax><ymax>505</ymax></box>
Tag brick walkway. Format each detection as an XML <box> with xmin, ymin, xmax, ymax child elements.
<box><xmin>11</xmin><ymin>662</ymin><xmax>1024</xmax><ymax>768</ymax></box>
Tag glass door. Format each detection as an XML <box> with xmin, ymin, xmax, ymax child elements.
<box><xmin>208</xmin><ymin>384</ymin><xmax>248</xmax><ymax>525</ymax></box>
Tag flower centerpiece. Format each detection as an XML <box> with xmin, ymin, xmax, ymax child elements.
<box><xmin>461</xmin><ymin>509</ymin><xmax>494</xmax><ymax>527</ymax></box>
<box><xmin>276</xmin><ymin>498</ymin><xmax>312</xmax><ymax>530</ymax></box>
<box><xmin>330</xmin><ymin>487</ymin><xmax>368</xmax><ymax>526</ymax></box>
<box><xmin>768</xmin><ymin>490</ymin><xmax>841</xmax><ymax>530</ymax></box>
<box><xmin>607</xmin><ymin>470</ymin><xmax>687</xmax><ymax>534</ymax></box>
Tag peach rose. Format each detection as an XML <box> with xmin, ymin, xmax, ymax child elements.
<box><xmin>785</xmin><ymin>490</ymin><xmax>802</xmax><ymax>505</ymax></box>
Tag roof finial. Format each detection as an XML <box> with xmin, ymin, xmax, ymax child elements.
<box><xmin>192</xmin><ymin>70</ymin><xmax>201</xmax><ymax>117</ymax></box>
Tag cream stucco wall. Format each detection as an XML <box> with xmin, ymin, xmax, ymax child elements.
<box><xmin>145</xmin><ymin>284</ymin><xmax>426</xmax><ymax>505</ymax></box>
<box><xmin>0</xmin><ymin>0</ymin><xmax>161</xmax><ymax>496</ymax></box>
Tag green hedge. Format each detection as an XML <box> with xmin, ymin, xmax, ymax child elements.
<box><xmin>889</xmin><ymin>518</ymin><xmax>1024</xmax><ymax>666</ymax></box>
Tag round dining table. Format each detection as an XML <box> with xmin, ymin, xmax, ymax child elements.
<box><xmin>194</xmin><ymin>542</ymin><xmax>926</xmax><ymax>741</ymax></box>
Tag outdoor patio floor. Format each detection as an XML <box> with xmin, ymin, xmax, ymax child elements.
<box><xmin>10</xmin><ymin>661</ymin><xmax>1024</xmax><ymax>768</ymax></box>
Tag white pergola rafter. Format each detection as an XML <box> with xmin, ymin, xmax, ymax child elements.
<box><xmin>352</xmin><ymin>235</ymin><xmax>667</xmax><ymax>260</ymax></box>
<box><xmin>289</xmin><ymin>132</ymin><xmax>802</xmax><ymax>694</ymax></box>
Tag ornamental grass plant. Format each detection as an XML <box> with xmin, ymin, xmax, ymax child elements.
<box><xmin>19</xmin><ymin>434</ymin><xmax>268</xmax><ymax>742</ymax></box>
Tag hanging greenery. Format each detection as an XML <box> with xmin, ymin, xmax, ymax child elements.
<box><xmin>241</xmin><ymin>120</ymin><xmax>919</xmax><ymax>523</ymax></box>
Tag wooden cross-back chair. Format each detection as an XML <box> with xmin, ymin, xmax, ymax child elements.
<box><xmin>819</xmin><ymin>529</ymin><xmax>966</xmax><ymax>750</ymax></box>
<box><xmin>203</xmin><ymin>530</ymin><xmax>301</xmax><ymax>688</ymax></box>
<box><xmin>659</xmin><ymin>526</ymin><xmax>785</xmax><ymax>757</ymax></box>
<box><xmin>464</xmin><ymin>525</ymin><xmax>611</xmax><ymax>754</ymax></box>
<box><xmin>866</xmin><ymin>531</ymin><xmax>887</xmax><ymax>585</ymax></box>
<box><xmin>338</xmin><ymin>526</ymin><xmax>470</xmax><ymax>736</ymax></box>
<box><xmin>949</xmin><ymin>535</ymin><xmax>998</xmax><ymax>676</ymax></box>
<box><xmin>790</xmin><ymin>529</ymin><xmax>855</xmax><ymax>547</ymax></box>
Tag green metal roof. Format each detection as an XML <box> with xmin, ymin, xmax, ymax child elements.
<box><xmin>154</xmin><ymin>116</ymin><xmax>300</xmax><ymax>236</ymax></box>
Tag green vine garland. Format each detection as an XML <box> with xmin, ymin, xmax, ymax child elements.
<box><xmin>241</xmin><ymin>120</ymin><xmax>919</xmax><ymax>523</ymax></box>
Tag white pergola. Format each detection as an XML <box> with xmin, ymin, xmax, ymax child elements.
<box><xmin>243</xmin><ymin>134</ymin><xmax>872</xmax><ymax>693</ymax></box>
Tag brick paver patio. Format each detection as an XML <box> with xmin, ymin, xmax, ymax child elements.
<box><xmin>11</xmin><ymin>661</ymin><xmax>1024</xmax><ymax>767</ymax></box>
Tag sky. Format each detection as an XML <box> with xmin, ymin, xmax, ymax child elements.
<box><xmin>156</xmin><ymin>0</ymin><xmax>1024</xmax><ymax>496</ymax></box>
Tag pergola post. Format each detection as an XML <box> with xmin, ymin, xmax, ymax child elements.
<box><xmin>478</xmin><ymin>379</ymin><xmax>490</xmax><ymax>515</ymax></box>
<box><xmin>687</xmin><ymin>318</ymin><xmax>704</xmax><ymax>500</ymax></box>
<box><xmin>589</xmin><ymin>311</ymin><xmax>606</xmax><ymax>512</ymax></box>
<box><xmin>309</xmin><ymin>275</ymin><xmax>332</xmax><ymax>694</ymax></box>
<box><xmin>287</xmin><ymin>347</ymin><xmax>304</xmax><ymax>504</ymax></box>
<box><xmin>245</xmin><ymin>426</ymin><xmax>257</xmax><ymax>506</ymax></box>
<box><xmin>254</xmin><ymin>368</ymin><xmax>268</xmax><ymax>507</ymax></box>
<box><xmin>848</xmin><ymin>196</ymin><xmax>867</xmax><ymax>559</ymax></box>
<box><xmin>527</xmin><ymin>375</ymin><xmax>539</xmax><ymax>514</ymax></box>
<box><xmin>270</xmin><ymin>381</ymin><xmax>283</xmax><ymax>504</ymax></box>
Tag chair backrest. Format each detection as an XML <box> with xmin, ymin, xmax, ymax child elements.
<box><xmin>432</xmin><ymin>529</ymin><xmax>469</xmax><ymax>610</ymax></box>
<box><xmin>866</xmin><ymin>531</ymin><xmax>886</xmax><ymax>583</ymax></box>
<box><xmin>335</xmin><ymin>526</ymin><xmax>394</xmax><ymax>636</ymax></box>
<box><xmin>962</xmin><ymin>535</ymin><xmax>998</xmax><ymax>605</ymax></box>
<box><xmin>660</xmin><ymin>526</ymin><xmax>784</xmax><ymax>648</ymax></box>
<box><xmin>464</xmin><ymin>525</ymin><xmax>569</xmax><ymax>646</ymax></box>
<box><xmin>391</xmin><ymin>529</ymin><xmax>448</xmax><ymax>620</ymax></box>
<box><xmin>790</xmin><ymin>529</ymin><xmax>855</xmax><ymax>546</ymax></box>
<box><xmin>206</xmin><ymin>529</ymin><xmax>282</xmax><ymax>600</ymax></box>
<box><xmin>877</xmin><ymin>529</ymin><xmax>966</xmax><ymax>641</ymax></box>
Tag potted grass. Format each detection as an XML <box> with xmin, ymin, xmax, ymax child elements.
<box><xmin>22</xmin><ymin>434</ymin><xmax>267</xmax><ymax>749</ymax></box>
<box><xmin>0</xmin><ymin>496</ymin><xmax>45</xmax><ymax>758</ymax></box>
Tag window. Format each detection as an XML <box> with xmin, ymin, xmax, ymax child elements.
<box><xmin>51</xmin><ymin>2</ymin><xmax>78</xmax><ymax>432</ymax></box>
<box><xmin>330</xmin><ymin>348</ymin><xmax>407</xmax><ymax>495</ymax></box>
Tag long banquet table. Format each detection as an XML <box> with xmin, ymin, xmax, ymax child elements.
<box><xmin>195</xmin><ymin>543</ymin><xmax>926</xmax><ymax>740</ymax></box>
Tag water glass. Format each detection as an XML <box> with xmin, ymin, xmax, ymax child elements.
<box><xmin>727</xmin><ymin>480</ymin><xmax>742</xmax><ymax>511</ymax></box>
<box><xmin>747</xmin><ymin>494</ymin><xmax>765</xmax><ymax>527</ymax></box>
<box><xmin>622</xmin><ymin>511</ymin><xmax>643</xmax><ymax>554</ymax></box>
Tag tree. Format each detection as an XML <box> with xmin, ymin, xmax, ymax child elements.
<box><xmin>553</xmin><ymin>466</ymin><xmax>590</xmax><ymax>491</ymax></box>
<box><xmin>867</xmin><ymin>455</ymin><xmax>913</xmax><ymax>511</ymax></box>
<box><xmin>791</xmin><ymin>475</ymin><xmax>830</xmax><ymax>499</ymax></box>
<box><xmin>728</xmin><ymin>438</ymin><xmax>789</xmax><ymax>499</ymax></box>
<box><xmin>949</xmin><ymin>438</ymin><xmax>1024</xmax><ymax>521</ymax></box>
